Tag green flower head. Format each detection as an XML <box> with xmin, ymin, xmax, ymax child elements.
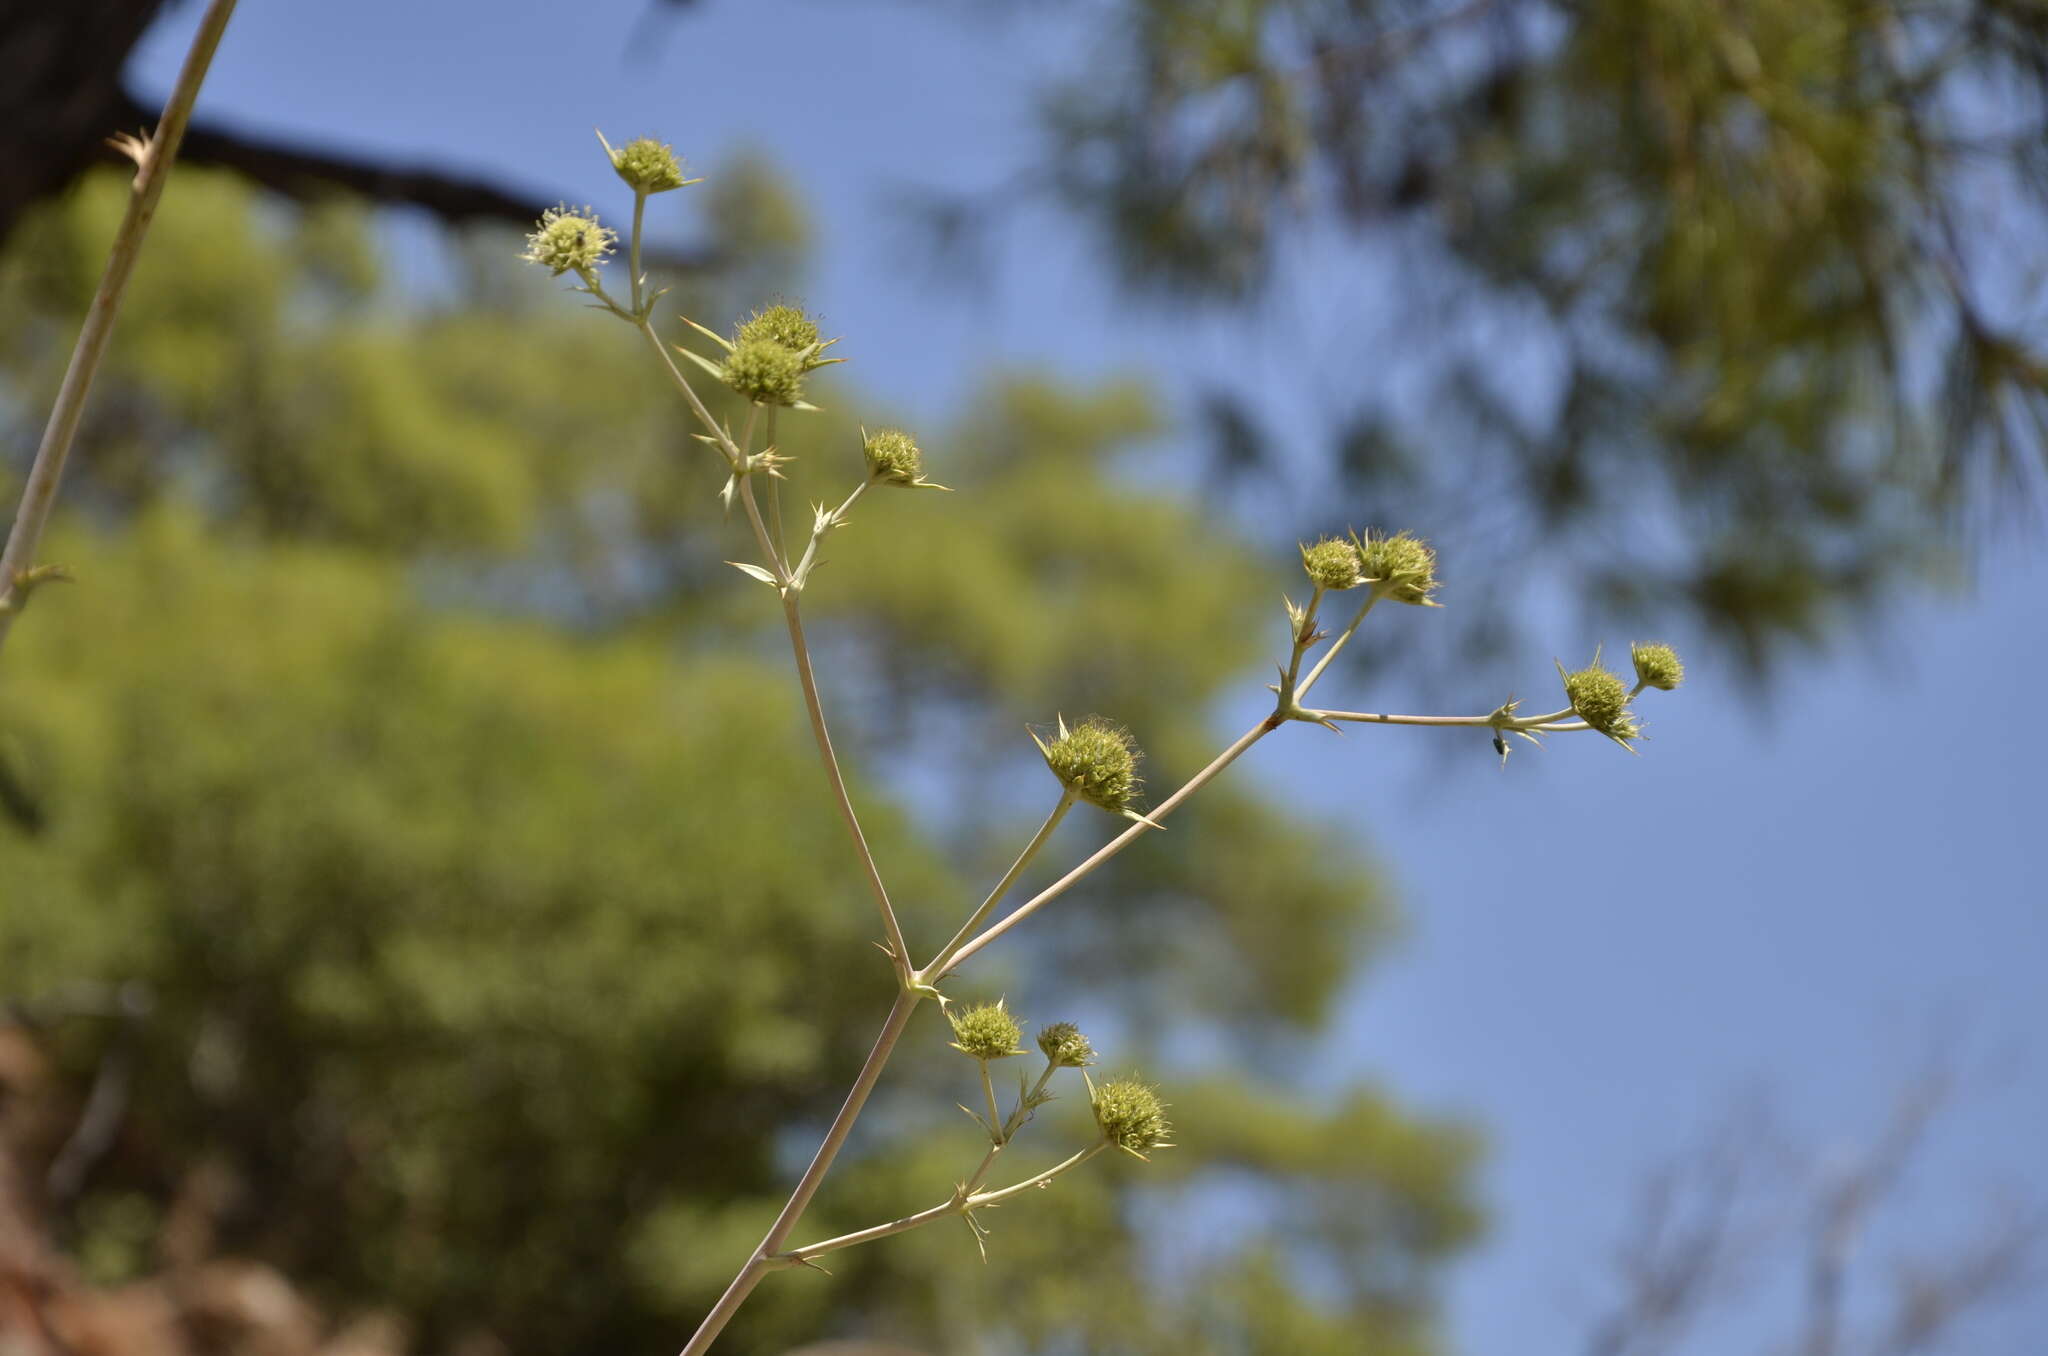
<box><xmin>1036</xmin><ymin>1022</ymin><xmax>1097</xmax><ymax>1068</ymax></box>
<box><xmin>1089</xmin><ymin>1075</ymin><xmax>1173</xmax><ymax>1159</ymax></box>
<box><xmin>521</xmin><ymin>205</ymin><xmax>616</xmax><ymax>278</ymax></box>
<box><xmin>863</xmin><ymin>428</ymin><xmax>926</xmax><ymax>485</ymax></box>
<box><xmin>1353</xmin><ymin>529</ymin><xmax>1440</xmax><ymax>605</ymax></box>
<box><xmin>1300</xmin><ymin>537</ymin><xmax>1365</xmax><ymax>591</ymax></box>
<box><xmin>737</xmin><ymin>303</ymin><xmax>821</xmax><ymax>353</ymax></box>
<box><xmin>721</xmin><ymin>337</ymin><xmax>806</xmax><ymax>406</ymax></box>
<box><xmin>949</xmin><ymin>1000</ymin><xmax>1026</xmax><ymax>1061</ymax></box>
<box><xmin>1034</xmin><ymin>716</ymin><xmax>1143</xmax><ymax>815</ymax></box>
<box><xmin>599</xmin><ymin>132</ymin><xmax>692</xmax><ymax>194</ymax></box>
<box><xmin>1630</xmin><ymin>642</ymin><xmax>1685</xmax><ymax>691</ymax></box>
<box><xmin>1558</xmin><ymin>651</ymin><xmax>1642</xmax><ymax>750</ymax></box>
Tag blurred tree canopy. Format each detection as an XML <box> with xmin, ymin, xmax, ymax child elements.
<box><xmin>0</xmin><ymin>171</ymin><xmax>1478</xmax><ymax>1353</ymax></box>
<box><xmin>1023</xmin><ymin>0</ymin><xmax>2048</xmax><ymax>672</ymax></box>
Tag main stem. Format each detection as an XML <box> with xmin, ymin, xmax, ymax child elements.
<box><xmin>0</xmin><ymin>0</ymin><xmax>240</xmax><ymax>657</ymax></box>
<box><xmin>678</xmin><ymin>989</ymin><xmax>921</xmax><ymax>1356</ymax></box>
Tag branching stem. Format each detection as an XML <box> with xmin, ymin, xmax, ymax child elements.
<box><xmin>922</xmin><ymin>791</ymin><xmax>1075</xmax><ymax>983</ymax></box>
<box><xmin>773</xmin><ymin>1143</ymin><xmax>1108</xmax><ymax>1265</ymax></box>
<box><xmin>947</xmin><ymin>719</ymin><xmax>1275</xmax><ymax>969</ymax></box>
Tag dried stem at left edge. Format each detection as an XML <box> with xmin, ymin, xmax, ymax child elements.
<box><xmin>0</xmin><ymin>0</ymin><xmax>241</xmax><ymax>658</ymax></box>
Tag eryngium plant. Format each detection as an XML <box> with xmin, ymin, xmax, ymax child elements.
<box><xmin>527</xmin><ymin>134</ymin><xmax>1689</xmax><ymax>1356</ymax></box>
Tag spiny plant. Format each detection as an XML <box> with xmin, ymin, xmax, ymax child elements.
<box><xmin>528</xmin><ymin>134</ymin><xmax>1688</xmax><ymax>1356</ymax></box>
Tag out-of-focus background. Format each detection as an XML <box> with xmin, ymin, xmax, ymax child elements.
<box><xmin>2</xmin><ymin>2</ymin><xmax>2043</xmax><ymax>1353</ymax></box>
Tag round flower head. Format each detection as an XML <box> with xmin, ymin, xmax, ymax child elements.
<box><xmin>1089</xmin><ymin>1075</ymin><xmax>1173</xmax><ymax>1159</ymax></box>
<box><xmin>737</xmin><ymin>303</ymin><xmax>822</xmax><ymax>353</ymax></box>
<box><xmin>949</xmin><ymin>1001</ymin><xmax>1026</xmax><ymax>1061</ymax></box>
<box><xmin>1036</xmin><ymin>1021</ymin><xmax>1097</xmax><ymax>1068</ymax></box>
<box><xmin>721</xmin><ymin>337</ymin><xmax>806</xmax><ymax>406</ymax></box>
<box><xmin>1034</xmin><ymin>716</ymin><xmax>1143</xmax><ymax>816</ymax></box>
<box><xmin>1300</xmin><ymin>537</ymin><xmax>1365</xmax><ymax>591</ymax></box>
<box><xmin>863</xmin><ymin>428</ymin><xmax>926</xmax><ymax>485</ymax></box>
<box><xmin>1352</xmin><ymin>530</ymin><xmax>1440</xmax><ymax>605</ymax></box>
<box><xmin>521</xmin><ymin>205</ymin><xmax>616</xmax><ymax>278</ymax></box>
<box><xmin>1630</xmin><ymin>642</ymin><xmax>1685</xmax><ymax>691</ymax></box>
<box><xmin>1558</xmin><ymin>652</ymin><xmax>1642</xmax><ymax>750</ymax></box>
<box><xmin>599</xmin><ymin>132</ymin><xmax>691</xmax><ymax>194</ymax></box>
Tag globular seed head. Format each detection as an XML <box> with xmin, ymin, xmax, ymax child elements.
<box><xmin>949</xmin><ymin>1001</ymin><xmax>1026</xmax><ymax>1061</ymax></box>
<box><xmin>1559</xmin><ymin>654</ymin><xmax>1642</xmax><ymax>748</ymax></box>
<box><xmin>1300</xmin><ymin>537</ymin><xmax>1365</xmax><ymax>591</ymax></box>
<box><xmin>521</xmin><ymin>204</ymin><xmax>616</xmax><ymax>278</ymax></box>
<box><xmin>604</xmin><ymin>134</ymin><xmax>690</xmax><ymax>194</ymax></box>
<box><xmin>736</xmin><ymin>303</ymin><xmax>822</xmax><ymax>353</ymax></box>
<box><xmin>1089</xmin><ymin>1076</ymin><xmax>1173</xmax><ymax>1158</ymax></box>
<box><xmin>721</xmin><ymin>337</ymin><xmax>806</xmax><ymax>406</ymax></box>
<box><xmin>1036</xmin><ymin>716</ymin><xmax>1143</xmax><ymax>814</ymax></box>
<box><xmin>1036</xmin><ymin>1021</ymin><xmax>1096</xmax><ymax>1068</ymax></box>
<box><xmin>1353</xmin><ymin>530</ymin><xmax>1440</xmax><ymax>605</ymax></box>
<box><xmin>1630</xmin><ymin>642</ymin><xmax>1685</xmax><ymax>691</ymax></box>
<box><xmin>863</xmin><ymin>428</ymin><xmax>926</xmax><ymax>485</ymax></box>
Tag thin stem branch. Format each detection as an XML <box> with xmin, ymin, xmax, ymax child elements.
<box><xmin>776</xmin><ymin>1142</ymin><xmax>1108</xmax><ymax>1264</ymax></box>
<box><xmin>634</xmin><ymin>321</ymin><xmax>742</xmax><ymax>468</ymax></box>
<box><xmin>967</xmin><ymin>1143</ymin><xmax>1107</xmax><ymax>1209</ymax></box>
<box><xmin>629</xmin><ymin>192</ymin><xmax>647</xmax><ymax>314</ymax></box>
<box><xmin>948</xmin><ymin>719</ymin><xmax>1275</xmax><ymax>970</ymax></box>
<box><xmin>763</xmin><ymin>407</ymin><xmax>787</xmax><ymax>560</ymax></box>
<box><xmin>923</xmin><ymin>791</ymin><xmax>1075</xmax><ymax>981</ymax></box>
<box><xmin>0</xmin><ymin>0</ymin><xmax>240</xmax><ymax>658</ymax></box>
<box><xmin>780</xmin><ymin>592</ymin><xmax>912</xmax><ymax>976</ymax></box>
<box><xmin>1293</xmin><ymin>590</ymin><xmax>1380</xmax><ymax>700</ymax></box>
<box><xmin>1314</xmin><ymin>706</ymin><xmax>1576</xmax><ymax>730</ymax></box>
<box><xmin>679</xmin><ymin>989</ymin><xmax>921</xmax><ymax>1355</ymax></box>
<box><xmin>979</xmin><ymin>1062</ymin><xmax>1003</xmax><ymax>1141</ymax></box>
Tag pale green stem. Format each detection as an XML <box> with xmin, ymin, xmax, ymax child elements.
<box><xmin>948</xmin><ymin>718</ymin><xmax>1276</xmax><ymax>969</ymax></box>
<box><xmin>763</xmin><ymin>407</ymin><xmax>787</xmax><ymax>559</ymax></box>
<box><xmin>1293</xmin><ymin>590</ymin><xmax>1381</xmax><ymax>700</ymax></box>
<box><xmin>633</xmin><ymin>320</ymin><xmax>742</xmax><ymax>468</ymax></box>
<box><xmin>1313</xmin><ymin>706</ymin><xmax>1577</xmax><ymax>731</ymax></box>
<box><xmin>966</xmin><ymin>1143</ymin><xmax>1107</xmax><ymax>1209</ymax></box>
<box><xmin>775</xmin><ymin>1142</ymin><xmax>1108</xmax><ymax>1264</ymax></box>
<box><xmin>979</xmin><ymin>1062</ymin><xmax>1003</xmax><ymax>1141</ymax></box>
<box><xmin>0</xmin><ymin>0</ymin><xmax>240</xmax><ymax>657</ymax></box>
<box><xmin>628</xmin><ymin>192</ymin><xmax>647</xmax><ymax>314</ymax></box>
<box><xmin>966</xmin><ymin>1060</ymin><xmax>1061</xmax><ymax>1190</ymax></box>
<box><xmin>779</xmin><ymin>590</ymin><xmax>911</xmax><ymax>975</ymax></box>
<box><xmin>679</xmin><ymin>989</ymin><xmax>922</xmax><ymax>1354</ymax></box>
<box><xmin>921</xmin><ymin>791</ymin><xmax>1075</xmax><ymax>982</ymax></box>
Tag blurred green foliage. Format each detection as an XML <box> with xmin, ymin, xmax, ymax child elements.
<box><xmin>0</xmin><ymin>169</ymin><xmax>1478</xmax><ymax>1352</ymax></box>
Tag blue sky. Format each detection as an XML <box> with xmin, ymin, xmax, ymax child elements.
<box><xmin>131</xmin><ymin>1</ymin><xmax>2046</xmax><ymax>1351</ymax></box>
